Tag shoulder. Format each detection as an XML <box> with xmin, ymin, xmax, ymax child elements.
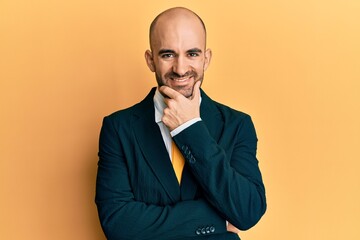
<box><xmin>103</xmin><ymin>88</ymin><xmax>156</xmax><ymax>124</ymax></box>
<box><xmin>105</xmin><ymin>103</ymin><xmax>140</xmax><ymax>121</ymax></box>
<box><xmin>211</xmin><ymin>101</ymin><xmax>258</xmax><ymax>143</ymax></box>
<box><xmin>203</xmin><ymin>95</ymin><xmax>257</xmax><ymax>138</ymax></box>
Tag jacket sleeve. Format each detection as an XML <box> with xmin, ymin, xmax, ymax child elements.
<box><xmin>173</xmin><ymin>114</ymin><xmax>267</xmax><ymax>230</ymax></box>
<box><xmin>95</xmin><ymin>116</ymin><xmax>231</xmax><ymax>240</ymax></box>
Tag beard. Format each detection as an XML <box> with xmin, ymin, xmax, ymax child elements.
<box><xmin>155</xmin><ymin>70</ymin><xmax>204</xmax><ymax>98</ymax></box>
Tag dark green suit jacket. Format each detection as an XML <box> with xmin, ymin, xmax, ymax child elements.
<box><xmin>96</xmin><ymin>88</ymin><xmax>266</xmax><ymax>240</ymax></box>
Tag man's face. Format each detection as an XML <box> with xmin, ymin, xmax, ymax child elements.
<box><xmin>145</xmin><ymin>15</ymin><xmax>211</xmax><ymax>98</ymax></box>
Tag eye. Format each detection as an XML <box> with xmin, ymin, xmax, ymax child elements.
<box><xmin>161</xmin><ymin>53</ymin><xmax>174</xmax><ymax>58</ymax></box>
<box><xmin>188</xmin><ymin>52</ymin><xmax>200</xmax><ymax>57</ymax></box>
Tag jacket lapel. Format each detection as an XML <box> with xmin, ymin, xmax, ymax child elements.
<box><xmin>199</xmin><ymin>90</ymin><xmax>224</xmax><ymax>143</ymax></box>
<box><xmin>132</xmin><ymin>88</ymin><xmax>181</xmax><ymax>203</ymax></box>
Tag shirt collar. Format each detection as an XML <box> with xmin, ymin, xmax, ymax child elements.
<box><xmin>154</xmin><ymin>88</ymin><xmax>166</xmax><ymax>123</ymax></box>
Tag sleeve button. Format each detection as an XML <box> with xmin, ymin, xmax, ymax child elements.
<box><xmin>195</xmin><ymin>228</ymin><xmax>201</xmax><ymax>235</ymax></box>
<box><xmin>210</xmin><ymin>226</ymin><xmax>215</xmax><ymax>233</ymax></box>
<box><xmin>189</xmin><ymin>157</ymin><xmax>196</xmax><ymax>164</ymax></box>
<box><xmin>201</xmin><ymin>227</ymin><xmax>206</xmax><ymax>235</ymax></box>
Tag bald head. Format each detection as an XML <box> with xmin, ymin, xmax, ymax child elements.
<box><xmin>145</xmin><ymin>7</ymin><xmax>212</xmax><ymax>98</ymax></box>
<box><xmin>149</xmin><ymin>7</ymin><xmax>207</xmax><ymax>50</ymax></box>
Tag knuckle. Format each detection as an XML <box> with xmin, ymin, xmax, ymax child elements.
<box><xmin>163</xmin><ymin>108</ymin><xmax>170</xmax><ymax>114</ymax></box>
<box><xmin>167</xmin><ymin>100</ymin><xmax>175</xmax><ymax>107</ymax></box>
<box><xmin>162</xmin><ymin>116</ymin><xmax>168</xmax><ymax>123</ymax></box>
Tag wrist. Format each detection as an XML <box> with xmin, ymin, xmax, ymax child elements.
<box><xmin>170</xmin><ymin>118</ymin><xmax>202</xmax><ymax>137</ymax></box>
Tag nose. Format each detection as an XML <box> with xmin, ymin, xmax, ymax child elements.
<box><xmin>172</xmin><ymin>55</ymin><xmax>189</xmax><ymax>76</ymax></box>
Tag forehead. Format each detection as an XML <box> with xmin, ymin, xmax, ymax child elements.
<box><xmin>151</xmin><ymin>15</ymin><xmax>206</xmax><ymax>51</ymax></box>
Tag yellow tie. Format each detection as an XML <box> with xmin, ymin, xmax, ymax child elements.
<box><xmin>171</xmin><ymin>141</ymin><xmax>185</xmax><ymax>184</ymax></box>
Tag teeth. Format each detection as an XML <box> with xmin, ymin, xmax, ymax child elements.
<box><xmin>173</xmin><ymin>76</ymin><xmax>191</xmax><ymax>82</ymax></box>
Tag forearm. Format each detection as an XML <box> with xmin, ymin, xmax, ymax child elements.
<box><xmin>96</xmin><ymin>196</ymin><xmax>227</xmax><ymax>240</ymax></box>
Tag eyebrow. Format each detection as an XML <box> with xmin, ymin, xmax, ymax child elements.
<box><xmin>158</xmin><ymin>48</ymin><xmax>203</xmax><ymax>55</ymax></box>
<box><xmin>158</xmin><ymin>49</ymin><xmax>176</xmax><ymax>55</ymax></box>
<box><xmin>187</xmin><ymin>48</ymin><xmax>202</xmax><ymax>53</ymax></box>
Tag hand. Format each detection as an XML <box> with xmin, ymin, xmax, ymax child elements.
<box><xmin>227</xmin><ymin>223</ymin><xmax>240</xmax><ymax>234</ymax></box>
<box><xmin>159</xmin><ymin>81</ymin><xmax>201</xmax><ymax>131</ymax></box>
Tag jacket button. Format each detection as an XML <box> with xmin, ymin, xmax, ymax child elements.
<box><xmin>210</xmin><ymin>226</ymin><xmax>215</xmax><ymax>233</ymax></box>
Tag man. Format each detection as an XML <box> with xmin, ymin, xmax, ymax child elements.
<box><xmin>96</xmin><ymin>7</ymin><xmax>266</xmax><ymax>240</ymax></box>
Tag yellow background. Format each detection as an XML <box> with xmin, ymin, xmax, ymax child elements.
<box><xmin>1</xmin><ymin>0</ymin><xmax>359</xmax><ymax>239</ymax></box>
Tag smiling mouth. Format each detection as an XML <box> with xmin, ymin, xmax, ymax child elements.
<box><xmin>171</xmin><ymin>76</ymin><xmax>192</xmax><ymax>82</ymax></box>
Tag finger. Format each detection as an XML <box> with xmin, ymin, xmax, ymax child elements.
<box><xmin>191</xmin><ymin>81</ymin><xmax>201</xmax><ymax>101</ymax></box>
<box><xmin>159</xmin><ymin>85</ymin><xmax>182</xmax><ymax>99</ymax></box>
<box><xmin>163</xmin><ymin>97</ymin><xmax>175</xmax><ymax>108</ymax></box>
<box><xmin>227</xmin><ymin>223</ymin><xmax>240</xmax><ymax>234</ymax></box>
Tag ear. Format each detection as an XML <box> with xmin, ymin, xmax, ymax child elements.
<box><xmin>145</xmin><ymin>50</ymin><xmax>155</xmax><ymax>72</ymax></box>
<box><xmin>204</xmin><ymin>48</ymin><xmax>212</xmax><ymax>71</ymax></box>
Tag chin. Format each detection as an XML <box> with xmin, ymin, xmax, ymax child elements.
<box><xmin>178</xmin><ymin>89</ymin><xmax>193</xmax><ymax>98</ymax></box>
<box><xmin>170</xmin><ymin>86</ymin><xmax>192</xmax><ymax>98</ymax></box>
